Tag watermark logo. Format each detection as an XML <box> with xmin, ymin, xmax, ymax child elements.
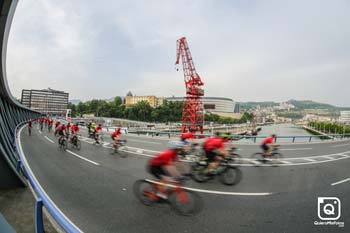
<box><xmin>314</xmin><ymin>197</ymin><xmax>344</xmax><ymax>227</ymax></box>
<box><xmin>318</xmin><ymin>197</ymin><xmax>341</xmax><ymax>220</ymax></box>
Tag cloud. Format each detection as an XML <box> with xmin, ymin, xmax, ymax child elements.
<box><xmin>6</xmin><ymin>0</ymin><xmax>350</xmax><ymax>106</ymax></box>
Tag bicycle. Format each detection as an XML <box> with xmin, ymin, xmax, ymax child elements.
<box><xmin>251</xmin><ymin>145</ymin><xmax>283</xmax><ymax>167</ymax></box>
<box><xmin>58</xmin><ymin>137</ymin><xmax>67</xmax><ymax>151</ymax></box>
<box><xmin>110</xmin><ymin>139</ymin><xmax>127</xmax><ymax>158</ymax></box>
<box><xmin>70</xmin><ymin>135</ymin><xmax>81</xmax><ymax>150</ymax></box>
<box><xmin>28</xmin><ymin>126</ymin><xmax>32</xmax><ymax>136</ymax></box>
<box><xmin>133</xmin><ymin>178</ymin><xmax>203</xmax><ymax>216</ymax></box>
<box><xmin>191</xmin><ymin>156</ymin><xmax>242</xmax><ymax>185</ymax></box>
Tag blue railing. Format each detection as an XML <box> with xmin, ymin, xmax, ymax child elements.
<box><xmin>14</xmin><ymin>121</ymin><xmax>82</xmax><ymax>233</ymax></box>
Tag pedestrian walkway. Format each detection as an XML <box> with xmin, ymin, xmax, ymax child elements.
<box><xmin>0</xmin><ymin>188</ymin><xmax>57</xmax><ymax>233</ymax></box>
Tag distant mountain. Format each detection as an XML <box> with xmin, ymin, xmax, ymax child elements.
<box><xmin>70</xmin><ymin>99</ymin><xmax>81</xmax><ymax>105</ymax></box>
<box><xmin>239</xmin><ymin>99</ymin><xmax>350</xmax><ymax>111</ymax></box>
<box><xmin>238</xmin><ymin>101</ymin><xmax>279</xmax><ymax>110</ymax></box>
<box><xmin>286</xmin><ymin>99</ymin><xmax>337</xmax><ymax>110</ymax></box>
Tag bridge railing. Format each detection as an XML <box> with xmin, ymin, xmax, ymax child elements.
<box><xmin>128</xmin><ymin>130</ymin><xmax>350</xmax><ymax>143</ymax></box>
<box><xmin>14</xmin><ymin>122</ymin><xmax>81</xmax><ymax>233</ymax></box>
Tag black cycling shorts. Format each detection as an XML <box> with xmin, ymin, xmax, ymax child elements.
<box><xmin>147</xmin><ymin>164</ymin><xmax>166</xmax><ymax>179</ymax></box>
<box><xmin>205</xmin><ymin>150</ymin><xmax>218</xmax><ymax>162</ymax></box>
<box><xmin>58</xmin><ymin>131</ymin><xmax>64</xmax><ymax>136</ymax></box>
<box><xmin>261</xmin><ymin>144</ymin><xmax>269</xmax><ymax>152</ymax></box>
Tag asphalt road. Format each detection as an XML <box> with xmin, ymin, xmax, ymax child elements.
<box><xmin>19</xmin><ymin>124</ymin><xmax>349</xmax><ymax>233</ymax></box>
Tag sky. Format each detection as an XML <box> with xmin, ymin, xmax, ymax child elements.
<box><xmin>6</xmin><ymin>0</ymin><xmax>350</xmax><ymax>107</ymax></box>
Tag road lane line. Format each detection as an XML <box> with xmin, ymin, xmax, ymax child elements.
<box><xmin>278</xmin><ymin>160</ymin><xmax>292</xmax><ymax>164</ymax></box>
<box><xmin>44</xmin><ymin>136</ymin><xmax>55</xmax><ymax>144</ymax></box>
<box><xmin>125</xmin><ymin>138</ymin><xmax>162</xmax><ymax>145</ymax></box>
<box><xmin>303</xmin><ymin>158</ymin><xmax>316</xmax><ymax>162</ymax></box>
<box><xmin>280</xmin><ymin>148</ymin><xmax>312</xmax><ymax>151</ymax></box>
<box><xmin>331</xmin><ymin>143</ymin><xmax>350</xmax><ymax>148</ymax></box>
<box><xmin>331</xmin><ymin>178</ymin><xmax>350</xmax><ymax>186</ymax></box>
<box><xmin>145</xmin><ymin>179</ymin><xmax>272</xmax><ymax>196</ymax></box>
<box><xmin>66</xmin><ymin>150</ymin><xmax>100</xmax><ymax>166</ymax></box>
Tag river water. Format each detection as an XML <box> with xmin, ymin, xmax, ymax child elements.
<box><xmin>244</xmin><ymin>123</ymin><xmax>319</xmax><ymax>143</ymax></box>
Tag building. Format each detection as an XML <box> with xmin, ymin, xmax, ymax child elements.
<box><xmin>234</xmin><ymin>103</ymin><xmax>240</xmax><ymax>113</ymax></box>
<box><xmin>166</xmin><ymin>97</ymin><xmax>237</xmax><ymax>118</ymax></box>
<box><xmin>339</xmin><ymin>111</ymin><xmax>350</xmax><ymax>124</ymax></box>
<box><xmin>125</xmin><ymin>92</ymin><xmax>164</xmax><ymax>108</ymax></box>
<box><xmin>21</xmin><ymin>88</ymin><xmax>69</xmax><ymax>115</ymax></box>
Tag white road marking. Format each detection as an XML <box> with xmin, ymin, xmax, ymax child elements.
<box><xmin>323</xmin><ymin>156</ymin><xmax>335</xmax><ymax>160</ymax></box>
<box><xmin>44</xmin><ymin>136</ymin><xmax>55</xmax><ymax>144</ymax></box>
<box><xmin>39</xmin><ymin>131</ymin><xmax>42</xmax><ymax>134</ymax></box>
<box><xmin>302</xmin><ymin>158</ymin><xmax>316</xmax><ymax>162</ymax></box>
<box><xmin>331</xmin><ymin>143</ymin><xmax>350</xmax><ymax>148</ymax></box>
<box><xmin>66</xmin><ymin>150</ymin><xmax>100</xmax><ymax>166</ymax></box>
<box><xmin>331</xmin><ymin>178</ymin><xmax>350</xmax><ymax>186</ymax></box>
<box><xmin>126</xmin><ymin>138</ymin><xmax>162</xmax><ymax>145</ymax></box>
<box><xmin>145</xmin><ymin>179</ymin><xmax>272</xmax><ymax>196</ymax></box>
<box><xmin>280</xmin><ymin>148</ymin><xmax>312</xmax><ymax>151</ymax></box>
<box><xmin>278</xmin><ymin>160</ymin><xmax>292</xmax><ymax>164</ymax></box>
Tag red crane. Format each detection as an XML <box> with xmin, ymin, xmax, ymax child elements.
<box><xmin>175</xmin><ymin>37</ymin><xmax>204</xmax><ymax>134</ymax></box>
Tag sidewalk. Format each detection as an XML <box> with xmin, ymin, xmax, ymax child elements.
<box><xmin>0</xmin><ymin>187</ymin><xmax>57</xmax><ymax>233</ymax></box>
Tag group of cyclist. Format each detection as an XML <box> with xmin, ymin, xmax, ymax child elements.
<box><xmin>148</xmin><ymin>131</ymin><xmax>277</xmax><ymax>198</ymax></box>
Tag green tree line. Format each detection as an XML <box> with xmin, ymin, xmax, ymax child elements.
<box><xmin>68</xmin><ymin>97</ymin><xmax>253</xmax><ymax>124</ymax></box>
<box><xmin>308</xmin><ymin>121</ymin><xmax>350</xmax><ymax>134</ymax></box>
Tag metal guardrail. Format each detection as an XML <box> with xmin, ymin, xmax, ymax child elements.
<box><xmin>14</xmin><ymin>121</ymin><xmax>81</xmax><ymax>233</ymax></box>
<box><xmin>129</xmin><ymin>130</ymin><xmax>350</xmax><ymax>143</ymax></box>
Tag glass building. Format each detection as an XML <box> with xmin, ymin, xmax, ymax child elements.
<box><xmin>21</xmin><ymin>88</ymin><xmax>69</xmax><ymax>115</ymax></box>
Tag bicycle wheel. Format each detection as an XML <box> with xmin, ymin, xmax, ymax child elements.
<box><xmin>76</xmin><ymin>140</ymin><xmax>81</xmax><ymax>150</ymax></box>
<box><xmin>251</xmin><ymin>153</ymin><xmax>264</xmax><ymax>166</ymax></box>
<box><xmin>28</xmin><ymin>128</ymin><xmax>31</xmax><ymax>136</ymax></box>
<box><xmin>219</xmin><ymin>167</ymin><xmax>242</xmax><ymax>185</ymax></box>
<box><xmin>133</xmin><ymin>180</ymin><xmax>158</xmax><ymax>206</ymax></box>
<box><xmin>62</xmin><ymin>140</ymin><xmax>67</xmax><ymax>151</ymax></box>
<box><xmin>191</xmin><ymin>165</ymin><xmax>208</xmax><ymax>183</ymax></box>
<box><xmin>168</xmin><ymin>190</ymin><xmax>203</xmax><ymax>216</ymax></box>
<box><xmin>271</xmin><ymin>152</ymin><xmax>283</xmax><ymax>166</ymax></box>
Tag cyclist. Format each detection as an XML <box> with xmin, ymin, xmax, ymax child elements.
<box><xmin>94</xmin><ymin>124</ymin><xmax>102</xmax><ymax>144</ymax></box>
<box><xmin>89</xmin><ymin>121</ymin><xmax>96</xmax><ymax>138</ymax></box>
<box><xmin>48</xmin><ymin>118</ymin><xmax>53</xmax><ymax>132</ymax></box>
<box><xmin>57</xmin><ymin>124</ymin><xmax>66</xmax><ymax>145</ymax></box>
<box><xmin>54</xmin><ymin>121</ymin><xmax>61</xmax><ymax>136</ymax></box>
<box><xmin>28</xmin><ymin>119</ymin><xmax>32</xmax><ymax>135</ymax></box>
<box><xmin>111</xmin><ymin>128</ymin><xmax>122</xmax><ymax>149</ymax></box>
<box><xmin>180</xmin><ymin>131</ymin><xmax>195</xmax><ymax>155</ymax></box>
<box><xmin>202</xmin><ymin>133</ymin><xmax>231</xmax><ymax>174</ymax></box>
<box><xmin>65</xmin><ymin>123</ymin><xmax>71</xmax><ymax>140</ymax></box>
<box><xmin>71</xmin><ymin>123</ymin><xmax>80</xmax><ymax>144</ymax></box>
<box><xmin>147</xmin><ymin>141</ymin><xmax>188</xmax><ymax>198</ymax></box>
<box><xmin>261</xmin><ymin>134</ymin><xmax>277</xmax><ymax>157</ymax></box>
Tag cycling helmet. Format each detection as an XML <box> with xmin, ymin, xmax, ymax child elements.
<box><xmin>168</xmin><ymin>141</ymin><xmax>185</xmax><ymax>150</ymax></box>
<box><xmin>218</xmin><ymin>133</ymin><xmax>231</xmax><ymax>141</ymax></box>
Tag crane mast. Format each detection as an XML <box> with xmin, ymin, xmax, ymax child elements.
<box><xmin>175</xmin><ymin>37</ymin><xmax>204</xmax><ymax>134</ymax></box>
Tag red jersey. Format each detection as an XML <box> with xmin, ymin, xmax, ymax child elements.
<box><xmin>181</xmin><ymin>132</ymin><xmax>194</xmax><ymax>140</ymax></box>
<box><xmin>71</xmin><ymin>125</ymin><xmax>79</xmax><ymax>132</ymax></box>
<box><xmin>55</xmin><ymin>122</ymin><xmax>60</xmax><ymax>127</ymax></box>
<box><xmin>95</xmin><ymin>126</ymin><xmax>102</xmax><ymax>131</ymax></box>
<box><xmin>203</xmin><ymin>136</ymin><xmax>224</xmax><ymax>151</ymax></box>
<box><xmin>262</xmin><ymin>136</ymin><xmax>274</xmax><ymax>145</ymax></box>
<box><xmin>150</xmin><ymin>150</ymin><xmax>178</xmax><ymax>166</ymax></box>
<box><xmin>112</xmin><ymin>131</ymin><xmax>121</xmax><ymax>137</ymax></box>
<box><xmin>28</xmin><ymin>120</ymin><xmax>32</xmax><ymax>127</ymax></box>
